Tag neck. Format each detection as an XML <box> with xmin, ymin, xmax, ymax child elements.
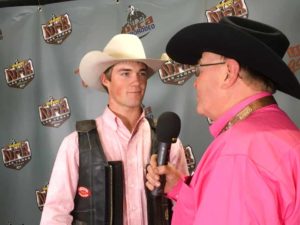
<box><xmin>108</xmin><ymin>105</ymin><xmax>143</xmax><ymax>132</ymax></box>
<box><xmin>213</xmin><ymin>83</ymin><xmax>265</xmax><ymax>121</ymax></box>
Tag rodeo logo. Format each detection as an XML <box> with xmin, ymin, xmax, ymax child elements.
<box><xmin>41</xmin><ymin>13</ymin><xmax>72</xmax><ymax>44</ymax></box>
<box><xmin>36</xmin><ymin>184</ymin><xmax>48</xmax><ymax>211</ymax></box>
<box><xmin>287</xmin><ymin>44</ymin><xmax>300</xmax><ymax>74</ymax></box>
<box><xmin>158</xmin><ymin>53</ymin><xmax>195</xmax><ymax>86</ymax></box>
<box><xmin>4</xmin><ymin>59</ymin><xmax>35</xmax><ymax>89</ymax></box>
<box><xmin>205</xmin><ymin>0</ymin><xmax>248</xmax><ymax>23</ymax></box>
<box><xmin>1</xmin><ymin>139</ymin><xmax>32</xmax><ymax>170</ymax></box>
<box><xmin>38</xmin><ymin>96</ymin><xmax>71</xmax><ymax>128</ymax></box>
<box><xmin>121</xmin><ymin>5</ymin><xmax>155</xmax><ymax>38</ymax></box>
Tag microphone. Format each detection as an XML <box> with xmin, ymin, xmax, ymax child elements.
<box><xmin>151</xmin><ymin>111</ymin><xmax>181</xmax><ymax>196</ymax></box>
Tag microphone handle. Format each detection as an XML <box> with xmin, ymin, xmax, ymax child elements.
<box><xmin>151</xmin><ymin>142</ymin><xmax>171</xmax><ymax>196</ymax></box>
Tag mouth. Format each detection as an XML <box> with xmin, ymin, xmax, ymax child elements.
<box><xmin>128</xmin><ymin>89</ymin><xmax>143</xmax><ymax>94</ymax></box>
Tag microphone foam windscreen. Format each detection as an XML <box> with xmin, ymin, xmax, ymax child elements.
<box><xmin>156</xmin><ymin>111</ymin><xmax>181</xmax><ymax>143</ymax></box>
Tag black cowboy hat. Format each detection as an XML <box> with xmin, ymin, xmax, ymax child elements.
<box><xmin>166</xmin><ymin>16</ymin><xmax>300</xmax><ymax>99</ymax></box>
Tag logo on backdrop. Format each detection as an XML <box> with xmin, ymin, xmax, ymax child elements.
<box><xmin>121</xmin><ymin>5</ymin><xmax>155</xmax><ymax>38</ymax></box>
<box><xmin>38</xmin><ymin>96</ymin><xmax>71</xmax><ymax>128</ymax></box>
<box><xmin>0</xmin><ymin>28</ymin><xmax>3</xmax><ymax>40</ymax></box>
<box><xmin>287</xmin><ymin>44</ymin><xmax>300</xmax><ymax>75</ymax></box>
<box><xmin>4</xmin><ymin>59</ymin><xmax>35</xmax><ymax>89</ymax></box>
<box><xmin>1</xmin><ymin>139</ymin><xmax>32</xmax><ymax>170</ymax></box>
<box><xmin>36</xmin><ymin>184</ymin><xmax>48</xmax><ymax>211</ymax></box>
<box><xmin>158</xmin><ymin>53</ymin><xmax>195</xmax><ymax>85</ymax></box>
<box><xmin>205</xmin><ymin>0</ymin><xmax>248</xmax><ymax>22</ymax></box>
<box><xmin>42</xmin><ymin>13</ymin><xmax>72</xmax><ymax>44</ymax></box>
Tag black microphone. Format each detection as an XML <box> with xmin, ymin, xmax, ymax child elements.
<box><xmin>151</xmin><ymin>111</ymin><xmax>181</xmax><ymax>196</ymax></box>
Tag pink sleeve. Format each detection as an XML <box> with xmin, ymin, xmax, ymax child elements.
<box><xmin>40</xmin><ymin>132</ymin><xmax>79</xmax><ymax>225</ymax></box>
<box><xmin>166</xmin><ymin>176</ymin><xmax>190</xmax><ymax>201</ymax></box>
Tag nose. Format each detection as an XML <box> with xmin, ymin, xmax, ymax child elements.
<box><xmin>131</xmin><ymin>73</ymin><xmax>145</xmax><ymax>85</ymax></box>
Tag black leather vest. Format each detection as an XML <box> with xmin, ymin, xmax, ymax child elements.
<box><xmin>71</xmin><ymin>120</ymin><xmax>123</xmax><ymax>225</ymax></box>
<box><xmin>71</xmin><ymin>119</ymin><xmax>172</xmax><ymax>225</ymax></box>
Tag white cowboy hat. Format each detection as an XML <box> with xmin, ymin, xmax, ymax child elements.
<box><xmin>79</xmin><ymin>33</ymin><xmax>165</xmax><ymax>91</ymax></box>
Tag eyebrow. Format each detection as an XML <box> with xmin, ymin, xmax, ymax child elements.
<box><xmin>116</xmin><ymin>67</ymin><xmax>147</xmax><ymax>72</ymax></box>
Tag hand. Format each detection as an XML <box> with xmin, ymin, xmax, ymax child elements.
<box><xmin>145</xmin><ymin>154</ymin><xmax>182</xmax><ymax>194</ymax></box>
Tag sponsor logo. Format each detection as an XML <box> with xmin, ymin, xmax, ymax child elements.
<box><xmin>205</xmin><ymin>0</ymin><xmax>248</xmax><ymax>23</ymax></box>
<box><xmin>42</xmin><ymin>13</ymin><xmax>72</xmax><ymax>44</ymax></box>
<box><xmin>78</xmin><ymin>186</ymin><xmax>91</xmax><ymax>198</ymax></box>
<box><xmin>287</xmin><ymin>44</ymin><xmax>300</xmax><ymax>74</ymax></box>
<box><xmin>158</xmin><ymin>53</ymin><xmax>195</xmax><ymax>85</ymax></box>
<box><xmin>121</xmin><ymin>5</ymin><xmax>155</xmax><ymax>38</ymax></box>
<box><xmin>4</xmin><ymin>59</ymin><xmax>34</xmax><ymax>89</ymax></box>
<box><xmin>38</xmin><ymin>96</ymin><xmax>71</xmax><ymax>128</ymax></box>
<box><xmin>1</xmin><ymin>139</ymin><xmax>32</xmax><ymax>170</ymax></box>
<box><xmin>36</xmin><ymin>184</ymin><xmax>48</xmax><ymax>211</ymax></box>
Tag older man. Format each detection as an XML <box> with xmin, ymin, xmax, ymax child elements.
<box><xmin>146</xmin><ymin>16</ymin><xmax>300</xmax><ymax>225</ymax></box>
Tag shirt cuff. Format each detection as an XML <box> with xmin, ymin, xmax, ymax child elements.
<box><xmin>166</xmin><ymin>176</ymin><xmax>191</xmax><ymax>201</ymax></box>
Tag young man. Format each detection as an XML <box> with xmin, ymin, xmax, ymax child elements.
<box><xmin>146</xmin><ymin>16</ymin><xmax>300</xmax><ymax>225</ymax></box>
<box><xmin>40</xmin><ymin>34</ymin><xmax>188</xmax><ymax>225</ymax></box>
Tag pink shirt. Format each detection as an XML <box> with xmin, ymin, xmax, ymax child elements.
<box><xmin>168</xmin><ymin>92</ymin><xmax>300</xmax><ymax>225</ymax></box>
<box><xmin>40</xmin><ymin>107</ymin><xmax>188</xmax><ymax>225</ymax></box>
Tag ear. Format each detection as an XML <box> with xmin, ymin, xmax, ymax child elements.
<box><xmin>100</xmin><ymin>73</ymin><xmax>109</xmax><ymax>89</ymax></box>
<box><xmin>221</xmin><ymin>58</ymin><xmax>240</xmax><ymax>88</ymax></box>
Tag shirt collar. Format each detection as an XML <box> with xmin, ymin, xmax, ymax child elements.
<box><xmin>209</xmin><ymin>92</ymin><xmax>272</xmax><ymax>138</ymax></box>
<box><xmin>101</xmin><ymin>106</ymin><xmax>146</xmax><ymax>132</ymax></box>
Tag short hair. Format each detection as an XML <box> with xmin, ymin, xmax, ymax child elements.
<box><xmin>240</xmin><ymin>65</ymin><xmax>276</xmax><ymax>94</ymax></box>
<box><xmin>101</xmin><ymin>66</ymin><xmax>113</xmax><ymax>93</ymax></box>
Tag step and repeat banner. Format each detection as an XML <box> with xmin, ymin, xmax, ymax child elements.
<box><xmin>0</xmin><ymin>0</ymin><xmax>299</xmax><ymax>224</ymax></box>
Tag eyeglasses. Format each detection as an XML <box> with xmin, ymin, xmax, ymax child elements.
<box><xmin>194</xmin><ymin>62</ymin><xmax>226</xmax><ymax>77</ymax></box>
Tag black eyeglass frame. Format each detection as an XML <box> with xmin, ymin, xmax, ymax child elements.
<box><xmin>194</xmin><ymin>62</ymin><xmax>226</xmax><ymax>77</ymax></box>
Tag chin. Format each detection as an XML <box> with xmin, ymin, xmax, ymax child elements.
<box><xmin>196</xmin><ymin>105</ymin><xmax>203</xmax><ymax>115</ymax></box>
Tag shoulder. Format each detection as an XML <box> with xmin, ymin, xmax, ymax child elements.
<box><xmin>57</xmin><ymin>130</ymin><xmax>79</xmax><ymax>155</ymax></box>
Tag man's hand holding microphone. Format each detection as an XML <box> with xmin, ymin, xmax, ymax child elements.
<box><xmin>145</xmin><ymin>112</ymin><xmax>185</xmax><ymax>196</ymax></box>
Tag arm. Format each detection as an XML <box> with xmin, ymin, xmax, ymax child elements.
<box><xmin>40</xmin><ymin>132</ymin><xmax>79</xmax><ymax>225</ymax></box>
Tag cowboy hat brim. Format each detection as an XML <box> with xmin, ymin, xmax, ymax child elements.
<box><xmin>166</xmin><ymin>22</ymin><xmax>300</xmax><ymax>99</ymax></box>
<box><xmin>79</xmin><ymin>50</ymin><xmax>165</xmax><ymax>91</ymax></box>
